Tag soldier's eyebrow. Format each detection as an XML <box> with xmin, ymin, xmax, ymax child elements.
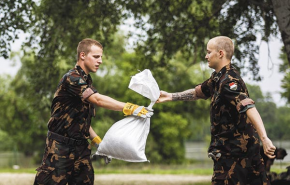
<box><xmin>92</xmin><ymin>54</ymin><xmax>102</xmax><ymax>58</ymax></box>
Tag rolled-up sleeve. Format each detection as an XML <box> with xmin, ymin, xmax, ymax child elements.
<box><xmin>195</xmin><ymin>85</ymin><xmax>208</xmax><ymax>100</ymax></box>
<box><xmin>82</xmin><ymin>86</ymin><xmax>98</xmax><ymax>100</ymax></box>
<box><xmin>237</xmin><ymin>98</ymin><xmax>255</xmax><ymax>113</ymax></box>
<box><xmin>196</xmin><ymin>78</ymin><xmax>213</xmax><ymax>100</ymax></box>
<box><xmin>223</xmin><ymin>81</ymin><xmax>255</xmax><ymax>114</ymax></box>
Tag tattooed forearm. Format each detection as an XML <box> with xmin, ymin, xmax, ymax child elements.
<box><xmin>172</xmin><ymin>89</ymin><xmax>196</xmax><ymax>101</ymax></box>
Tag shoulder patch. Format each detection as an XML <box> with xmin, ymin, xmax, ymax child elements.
<box><xmin>78</xmin><ymin>78</ymin><xmax>87</xmax><ymax>85</ymax></box>
<box><xmin>229</xmin><ymin>82</ymin><xmax>237</xmax><ymax>90</ymax></box>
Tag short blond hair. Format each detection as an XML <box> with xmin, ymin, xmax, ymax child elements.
<box><xmin>77</xmin><ymin>38</ymin><xmax>103</xmax><ymax>60</ymax></box>
<box><xmin>211</xmin><ymin>36</ymin><xmax>234</xmax><ymax>60</ymax></box>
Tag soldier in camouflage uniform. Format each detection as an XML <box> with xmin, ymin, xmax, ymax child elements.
<box><xmin>157</xmin><ymin>36</ymin><xmax>276</xmax><ymax>185</ymax></box>
<box><xmin>34</xmin><ymin>38</ymin><xmax>153</xmax><ymax>185</ymax></box>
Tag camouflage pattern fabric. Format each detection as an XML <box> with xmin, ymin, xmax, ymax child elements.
<box><xmin>47</xmin><ymin>65</ymin><xmax>97</xmax><ymax>140</ymax></box>
<box><xmin>196</xmin><ymin>64</ymin><xmax>269</xmax><ymax>184</ymax></box>
<box><xmin>212</xmin><ymin>154</ymin><xmax>269</xmax><ymax>185</ymax></box>
<box><xmin>34</xmin><ymin>138</ymin><xmax>94</xmax><ymax>185</ymax></box>
<box><xmin>34</xmin><ymin>66</ymin><xmax>97</xmax><ymax>184</ymax></box>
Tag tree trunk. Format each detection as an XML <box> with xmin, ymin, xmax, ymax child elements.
<box><xmin>271</xmin><ymin>0</ymin><xmax>290</xmax><ymax>64</ymax></box>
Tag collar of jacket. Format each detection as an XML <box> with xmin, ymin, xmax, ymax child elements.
<box><xmin>212</xmin><ymin>63</ymin><xmax>232</xmax><ymax>82</ymax></box>
<box><xmin>75</xmin><ymin>65</ymin><xmax>91</xmax><ymax>82</ymax></box>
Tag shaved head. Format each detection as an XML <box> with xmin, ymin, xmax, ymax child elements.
<box><xmin>209</xmin><ymin>36</ymin><xmax>234</xmax><ymax>60</ymax></box>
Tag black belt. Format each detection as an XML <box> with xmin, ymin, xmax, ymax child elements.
<box><xmin>47</xmin><ymin>131</ymin><xmax>87</xmax><ymax>146</ymax></box>
<box><xmin>208</xmin><ymin>152</ymin><xmax>249</xmax><ymax>161</ymax></box>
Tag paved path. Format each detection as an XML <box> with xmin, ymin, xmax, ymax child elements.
<box><xmin>0</xmin><ymin>173</ymin><xmax>212</xmax><ymax>185</ymax></box>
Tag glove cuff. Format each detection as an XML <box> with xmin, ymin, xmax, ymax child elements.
<box><xmin>123</xmin><ymin>102</ymin><xmax>138</xmax><ymax>116</ymax></box>
<box><xmin>91</xmin><ymin>135</ymin><xmax>102</xmax><ymax>144</ymax></box>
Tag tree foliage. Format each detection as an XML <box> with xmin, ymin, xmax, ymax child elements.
<box><xmin>0</xmin><ymin>0</ymin><xmax>288</xmax><ymax>106</ymax></box>
<box><xmin>2</xmin><ymin>0</ymin><xmax>289</xmax><ymax>79</ymax></box>
<box><xmin>0</xmin><ymin>0</ymin><xmax>35</xmax><ymax>59</ymax></box>
<box><xmin>271</xmin><ymin>0</ymin><xmax>290</xmax><ymax>64</ymax></box>
<box><xmin>0</xmin><ymin>53</ymin><xmax>49</xmax><ymax>156</ymax></box>
<box><xmin>247</xmin><ymin>84</ymin><xmax>290</xmax><ymax>140</ymax></box>
<box><xmin>279</xmin><ymin>47</ymin><xmax>290</xmax><ymax>103</ymax></box>
<box><xmin>125</xmin><ymin>0</ymin><xmax>280</xmax><ymax>80</ymax></box>
<box><xmin>5</xmin><ymin>0</ymin><xmax>127</xmax><ymax>111</ymax></box>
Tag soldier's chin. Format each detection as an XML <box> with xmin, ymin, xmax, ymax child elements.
<box><xmin>91</xmin><ymin>68</ymin><xmax>98</xmax><ymax>73</ymax></box>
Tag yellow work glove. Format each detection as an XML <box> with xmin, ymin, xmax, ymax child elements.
<box><xmin>91</xmin><ymin>136</ymin><xmax>112</xmax><ymax>164</ymax></box>
<box><xmin>123</xmin><ymin>102</ymin><xmax>153</xmax><ymax>118</ymax></box>
<box><xmin>91</xmin><ymin>135</ymin><xmax>102</xmax><ymax>147</ymax></box>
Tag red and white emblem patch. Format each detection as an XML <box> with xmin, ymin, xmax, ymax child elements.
<box><xmin>229</xmin><ymin>82</ymin><xmax>237</xmax><ymax>90</ymax></box>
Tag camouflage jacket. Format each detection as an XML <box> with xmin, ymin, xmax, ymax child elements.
<box><xmin>47</xmin><ymin>66</ymin><xmax>97</xmax><ymax>140</ymax></box>
<box><xmin>195</xmin><ymin>64</ymin><xmax>260</xmax><ymax>157</ymax></box>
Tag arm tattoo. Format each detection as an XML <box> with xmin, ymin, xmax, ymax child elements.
<box><xmin>172</xmin><ymin>89</ymin><xmax>196</xmax><ymax>101</ymax></box>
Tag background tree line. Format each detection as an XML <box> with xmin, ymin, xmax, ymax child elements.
<box><xmin>0</xmin><ymin>0</ymin><xmax>290</xmax><ymax>164</ymax></box>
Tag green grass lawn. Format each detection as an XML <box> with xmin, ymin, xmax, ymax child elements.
<box><xmin>0</xmin><ymin>163</ymin><xmax>213</xmax><ymax>175</ymax></box>
<box><xmin>0</xmin><ymin>162</ymin><xmax>288</xmax><ymax>177</ymax></box>
<box><xmin>0</xmin><ymin>167</ymin><xmax>213</xmax><ymax>175</ymax></box>
<box><xmin>94</xmin><ymin>166</ymin><xmax>213</xmax><ymax>175</ymax></box>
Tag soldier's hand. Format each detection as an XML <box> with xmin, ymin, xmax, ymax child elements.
<box><xmin>103</xmin><ymin>155</ymin><xmax>112</xmax><ymax>164</ymax></box>
<box><xmin>156</xmin><ymin>91</ymin><xmax>172</xmax><ymax>103</ymax></box>
<box><xmin>91</xmin><ymin>137</ymin><xmax>112</xmax><ymax>164</ymax></box>
<box><xmin>262</xmin><ymin>137</ymin><xmax>276</xmax><ymax>159</ymax></box>
<box><xmin>91</xmin><ymin>154</ymin><xmax>112</xmax><ymax>164</ymax></box>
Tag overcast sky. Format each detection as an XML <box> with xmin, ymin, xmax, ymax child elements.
<box><xmin>1</xmin><ymin>32</ymin><xmax>287</xmax><ymax>107</ymax></box>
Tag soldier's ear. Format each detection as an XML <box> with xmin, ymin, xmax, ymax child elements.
<box><xmin>219</xmin><ymin>50</ymin><xmax>224</xmax><ymax>58</ymax></box>
<box><xmin>80</xmin><ymin>52</ymin><xmax>86</xmax><ymax>60</ymax></box>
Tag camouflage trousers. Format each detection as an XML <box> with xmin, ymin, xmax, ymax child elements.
<box><xmin>34</xmin><ymin>137</ymin><xmax>94</xmax><ymax>185</ymax></box>
<box><xmin>211</xmin><ymin>154</ymin><xmax>270</xmax><ymax>185</ymax></box>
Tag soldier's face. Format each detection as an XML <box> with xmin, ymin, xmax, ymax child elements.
<box><xmin>205</xmin><ymin>41</ymin><xmax>220</xmax><ymax>71</ymax></box>
<box><xmin>83</xmin><ymin>45</ymin><xmax>103</xmax><ymax>74</ymax></box>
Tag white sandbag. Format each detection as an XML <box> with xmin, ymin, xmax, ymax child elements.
<box><xmin>95</xmin><ymin>69</ymin><xmax>160</xmax><ymax>162</ymax></box>
<box><xmin>128</xmin><ymin>69</ymin><xmax>160</xmax><ymax>109</ymax></box>
<box><xmin>95</xmin><ymin>116</ymin><xmax>150</xmax><ymax>162</ymax></box>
